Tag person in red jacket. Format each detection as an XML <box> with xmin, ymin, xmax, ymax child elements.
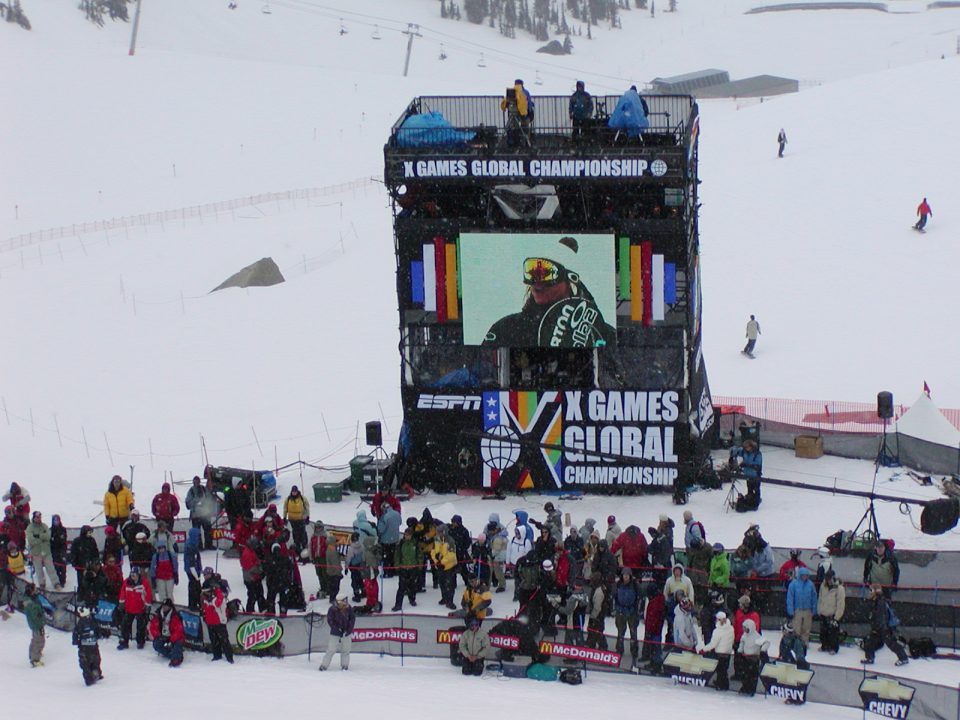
<box><xmin>240</xmin><ymin>537</ymin><xmax>266</xmax><ymax>612</ymax></box>
<box><xmin>1</xmin><ymin>505</ymin><xmax>27</xmax><ymax>551</ymax></box>
<box><xmin>733</xmin><ymin>594</ymin><xmax>761</xmax><ymax>644</ymax></box>
<box><xmin>610</xmin><ymin>525</ymin><xmax>648</xmax><ymax>575</ymax></box>
<box><xmin>118</xmin><ymin>567</ymin><xmax>153</xmax><ymax>649</ymax></box>
<box><xmin>102</xmin><ymin>554</ymin><xmax>124</xmax><ymax>601</ymax></box>
<box><xmin>777</xmin><ymin>549</ymin><xmax>808</xmax><ymax>584</ymax></box>
<box><xmin>370</xmin><ymin>488</ymin><xmax>401</xmax><ymax>519</ymax></box>
<box><xmin>642</xmin><ymin>582</ymin><xmax>666</xmax><ymax>670</ymax></box>
<box><xmin>201</xmin><ymin>585</ymin><xmax>234</xmax><ymax>663</ymax></box>
<box><xmin>151</xmin><ymin>483</ymin><xmax>180</xmax><ymax>530</ymax></box>
<box><xmin>232</xmin><ymin>512</ymin><xmax>254</xmax><ymax>550</ymax></box>
<box><xmin>150</xmin><ymin>599</ymin><xmax>185</xmax><ymax>667</ymax></box>
<box><xmin>2</xmin><ymin>483</ymin><xmax>31</xmax><ymax>522</ymax></box>
<box><xmin>914</xmin><ymin>197</ymin><xmax>933</xmax><ymax>231</ymax></box>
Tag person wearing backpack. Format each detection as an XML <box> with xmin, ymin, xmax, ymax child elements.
<box><xmin>861</xmin><ymin>583</ymin><xmax>908</xmax><ymax>666</ymax></box>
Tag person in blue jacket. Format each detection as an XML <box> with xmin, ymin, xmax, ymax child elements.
<box><xmin>377</xmin><ymin>504</ymin><xmax>402</xmax><ymax>578</ymax></box>
<box><xmin>732</xmin><ymin>439</ymin><xmax>763</xmax><ymax>510</ymax></box>
<box><xmin>785</xmin><ymin>566</ymin><xmax>818</xmax><ymax>645</ymax></box>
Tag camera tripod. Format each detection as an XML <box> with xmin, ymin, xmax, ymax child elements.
<box><xmin>844</xmin><ymin>423</ymin><xmax>891</xmax><ymax>550</ymax></box>
<box><xmin>723</xmin><ymin>475</ymin><xmax>743</xmax><ymax>512</ymax></box>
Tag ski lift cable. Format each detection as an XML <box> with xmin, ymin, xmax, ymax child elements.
<box><xmin>269</xmin><ymin>0</ymin><xmax>636</xmax><ymax>91</ymax></box>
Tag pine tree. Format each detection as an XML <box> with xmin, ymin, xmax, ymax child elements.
<box><xmin>441</xmin><ymin>0</ymin><xmax>448</xmax><ymax>19</ymax></box>
<box><xmin>464</xmin><ymin>0</ymin><xmax>488</xmax><ymax>24</ymax></box>
<box><xmin>563</xmin><ymin>33</ymin><xmax>573</xmax><ymax>53</ymax></box>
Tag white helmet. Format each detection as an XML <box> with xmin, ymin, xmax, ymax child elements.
<box><xmin>818</xmin><ymin>546</ymin><xmax>831</xmax><ymax>557</ymax></box>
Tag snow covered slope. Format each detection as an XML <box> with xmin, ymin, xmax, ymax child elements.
<box><xmin>1</xmin><ymin>0</ymin><xmax>959</xmax><ymax>507</ymax></box>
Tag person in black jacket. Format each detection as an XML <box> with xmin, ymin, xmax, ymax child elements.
<box><xmin>264</xmin><ymin>543</ymin><xmax>294</xmax><ymax>616</ymax></box>
<box><xmin>127</xmin><ymin>531</ymin><xmax>155</xmax><ymax>578</ymax></box>
<box><xmin>72</xmin><ymin>605</ymin><xmax>105</xmax><ymax>685</ymax></box>
<box><xmin>121</xmin><ymin>510</ymin><xmax>150</xmax><ymax>549</ymax></box>
<box><xmin>78</xmin><ymin>560</ymin><xmax>108</xmax><ymax>606</ymax></box>
<box><xmin>862</xmin><ymin>540</ymin><xmax>900</xmax><ymax>598</ymax></box>
<box><xmin>569</xmin><ymin>80</ymin><xmax>594</xmax><ymax>140</ymax></box>
<box><xmin>69</xmin><ymin>526</ymin><xmax>99</xmax><ymax>590</ymax></box>
<box><xmin>447</xmin><ymin>515</ymin><xmax>472</xmax><ymax>584</ymax></box>
<box><xmin>861</xmin><ymin>584</ymin><xmax>909</xmax><ymax>666</ymax></box>
<box><xmin>50</xmin><ymin>514</ymin><xmax>68</xmax><ymax>588</ymax></box>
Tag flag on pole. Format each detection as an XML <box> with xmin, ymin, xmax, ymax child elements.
<box><xmin>923</xmin><ymin>381</ymin><xmax>931</xmax><ymax>398</ymax></box>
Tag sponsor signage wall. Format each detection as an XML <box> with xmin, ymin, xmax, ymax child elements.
<box><xmin>860</xmin><ymin>677</ymin><xmax>916</xmax><ymax>719</ymax></box>
<box><xmin>411</xmin><ymin>388</ymin><xmax>681</xmax><ymax>490</ymax></box>
<box><xmin>236</xmin><ymin>617</ymin><xmax>284</xmax><ymax>652</ymax></box>
<box><xmin>436</xmin><ymin>629</ymin><xmax>520</xmax><ymax>651</ymax></box>
<box><xmin>353</xmin><ymin>627</ymin><xmax>419</xmax><ymax>644</ymax></box>
<box><xmin>663</xmin><ymin>650</ymin><xmax>718</xmax><ymax>688</ymax></box>
<box><xmin>760</xmin><ymin>661</ymin><xmax>815</xmax><ymax>705</ymax></box>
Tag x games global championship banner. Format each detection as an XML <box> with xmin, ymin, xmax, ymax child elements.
<box><xmin>412</xmin><ymin>389</ymin><xmax>681</xmax><ymax>491</ymax></box>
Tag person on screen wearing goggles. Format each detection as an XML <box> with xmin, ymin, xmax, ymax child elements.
<box><xmin>482</xmin><ymin>237</ymin><xmax>615</xmax><ymax>348</ymax></box>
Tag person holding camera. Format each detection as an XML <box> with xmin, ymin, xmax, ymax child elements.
<box><xmin>149</xmin><ymin>599</ymin><xmax>185</xmax><ymax>667</ymax></box>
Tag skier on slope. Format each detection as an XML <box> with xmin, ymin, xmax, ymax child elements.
<box><xmin>914</xmin><ymin>197</ymin><xmax>932</xmax><ymax>232</ymax></box>
<box><xmin>742</xmin><ymin>315</ymin><xmax>761</xmax><ymax>358</ymax></box>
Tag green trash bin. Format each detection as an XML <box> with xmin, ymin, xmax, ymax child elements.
<box><xmin>313</xmin><ymin>483</ymin><xmax>342</xmax><ymax>503</ymax></box>
<box><xmin>349</xmin><ymin>455</ymin><xmax>372</xmax><ymax>492</ymax></box>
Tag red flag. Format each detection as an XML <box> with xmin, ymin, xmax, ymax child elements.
<box><xmin>923</xmin><ymin>381</ymin><xmax>931</xmax><ymax>398</ymax></box>
<box><xmin>824</xmin><ymin>404</ymin><xmax>831</xmax><ymax>418</ymax></box>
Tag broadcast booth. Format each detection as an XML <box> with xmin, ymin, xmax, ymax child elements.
<box><xmin>384</xmin><ymin>94</ymin><xmax>714</xmax><ymax>494</ymax></box>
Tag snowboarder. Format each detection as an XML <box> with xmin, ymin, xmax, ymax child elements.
<box><xmin>777</xmin><ymin>128</ymin><xmax>787</xmax><ymax>158</ymax></box>
<box><xmin>742</xmin><ymin>315</ymin><xmax>761</xmax><ymax>357</ymax></box>
<box><xmin>914</xmin><ymin>197</ymin><xmax>932</xmax><ymax>231</ymax></box>
<box><xmin>72</xmin><ymin>605</ymin><xmax>105</xmax><ymax>685</ymax></box>
<box><xmin>24</xmin><ymin>584</ymin><xmax>46</xmax><ymax>667</ymax></box>
<box><xmin>861</xmin><ymin>583</ymin><xmax>908</xmax><ymax>666</ymax></box>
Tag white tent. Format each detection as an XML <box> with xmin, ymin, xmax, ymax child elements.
<box><xmin>895</xmin><ymin>392</ymin><xmax>960</xmax><ymax>447</ymax></box>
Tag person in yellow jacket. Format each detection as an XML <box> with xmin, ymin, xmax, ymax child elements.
<box><xmin>500</xmin><ymin>79</ymin><xmax>535</xmax><ymax>146</ymax></box>
<box><xmin>455</xmin><ymin>576</ymin><xmax>493</xmax><ymax>620</ymax></box>
<box><xmin>431</xmin><ymin>533</ymin><xmax>458</xmax><ymax>610</ymax></box>
<box><xmin>5</xmin><ymin>541</ymin><xmax>26</xmax><ymax>611</ymax></box>
<box><xmin>282</xmin><ymin>486</ymin><xmax>310</xmax><ymax>557</ymax></box>
<box><xmin>103</xmin><ymin>475</ymin><xmax>135</xmax><ymax>530</ymax></box>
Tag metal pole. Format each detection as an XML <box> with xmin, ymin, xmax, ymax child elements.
<box><xmin>402</xmin><ymin>23</ymin><xmax>421</xmax><ymax>77</ymax></box>
<box><xmin>128</xmin><ymin>0</ymin><xmax>144</xmax><ymax>56</ymax></box>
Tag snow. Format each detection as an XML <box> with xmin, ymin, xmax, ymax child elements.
<box><xmin>3</xmin><ymin>0</ymin><xmax>960</xmax><ymax>707</ymax></box>
<box><xmin>894</xmin><ymin>394</ymin><xmax>960</xmax><ymax>446</ymax></box>
<box><xmin>5</xmin><ymin>617</ymin><xmax>878</xmax><ymax>716</ymax></box>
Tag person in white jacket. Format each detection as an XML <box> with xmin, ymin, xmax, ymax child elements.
<box><xmin>506</xmin><ymin>525</ymin><xmax>532</xmax><ymax>570</ymax></box>
<box><xmin>737</xmin><ymin>618</ymin><xmax>769</xmax><ymax>696</ymax></box>
<box><xmin>702</xmin><ymin>611</ymin><xmax>735</xmax><ymax>691</ymax></box>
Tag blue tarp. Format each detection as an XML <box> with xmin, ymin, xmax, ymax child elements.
<box><xmin>395</xmin><ymin>112</ymin><xmax>476</xmax><ymax>147</ymax></box>
<box><xmin>608</xmin><ymin>89</ymin><xmax>649</xmax><ymax>138</ymax></box>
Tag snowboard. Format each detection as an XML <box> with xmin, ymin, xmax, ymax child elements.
<box><xmin>740</xmin><ymin>350</ymin><xmax>756</xmax><ymax>359</ymax></box>
<box><xmin>912</xmin><ymin>226</ymin><xmax>926</xmax><ymax>233</ymax></box>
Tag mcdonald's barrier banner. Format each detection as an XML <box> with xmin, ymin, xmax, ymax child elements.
<box><xmin>437</xmin><ymin>628</ymin><xmax>520</xmax><ymax>651</ymax></box>
<box><xmin>536</xmin><ymin>639</ymin><xmax>621</xmax><ymax>668</ymax></box>
<box><xmin>353</xmin><ymin>627</ymin><xmax>418</xmax><ymax>644</ymax></box>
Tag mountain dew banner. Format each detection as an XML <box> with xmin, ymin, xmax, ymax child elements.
<box><xmin>408</xmin><ymin>388</ymin><xmax>682</xmax><ymax>491</ymax></box>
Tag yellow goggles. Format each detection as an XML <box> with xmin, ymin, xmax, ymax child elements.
<box><xmin>523</xmin><ymin>257</ymin><xmax>566</xmax><ymax>285</ymax></box>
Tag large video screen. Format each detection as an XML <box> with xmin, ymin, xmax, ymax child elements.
<box><xmin>460</xmin><ymin>233</ymin><xmax>617</xmax><ymax>347</ymax></box>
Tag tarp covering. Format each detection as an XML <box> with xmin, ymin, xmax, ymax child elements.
<box><xmin>395</xmin><ymin>112</ymin><xmax>476</xmax><ymax>147</ymax></box>
<box><xmin>211</xmin><ymin>257</ymin><xmax>284</xmax><ymax>292</ymax></box>
<box><xmin>607</xmin><ymin>89</ymin><xmax>649</xmax><ymax>138</ymax></box>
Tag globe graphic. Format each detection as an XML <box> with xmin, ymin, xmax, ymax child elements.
<box><xmin>480</xmin><ymin>425</ymin><xmax>520</xmax><ymax>471</ymax></box>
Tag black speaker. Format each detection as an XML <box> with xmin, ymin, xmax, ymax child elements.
<box><xmin>877</xmin><ymin>391</ymin><xmax>894</xmax><ymax>420</ymax></box>
<box><xmin>365</xmin><ymin>421</ymin><xmax>382</xmax><ymax>447</ymax></box>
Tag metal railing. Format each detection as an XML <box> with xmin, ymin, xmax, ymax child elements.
<box><xmin>388</xmin><ymin>94</ymin><xmax>696</xmax><ymax>151</ymax></box>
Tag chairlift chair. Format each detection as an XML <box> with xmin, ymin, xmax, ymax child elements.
<box><xmin>339</xmin><ymin>18</ymin><xmax>347</xmax><ymax>35</ymax></box>
<box><xmin>534</xmin><ymin>71</ymin><xmax>543</xmax><ymax>86</ymax></box>
<box><xmin>371</xmin><ymin>24</ymin><xmax>382</xmax><ymax>40</ymax></box>
<box><xmin>261</xmin><ymin>2</ymin><xmax>271</xmax><ymax>14</ymax></box>
<box><xmin>477</xmin><ymin>52</ymin><xmax>487</xmax><ymax>68</ymax></box>
<box><xmin>439</xmin><ymin>43</ymin><xmax>448</xmax><ymax>60</ymax></box>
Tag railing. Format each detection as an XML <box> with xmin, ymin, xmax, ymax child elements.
<box><xmin>387</xmin><ymin>94</ymin><xmax>696</xmax><ymax>153</ymax></box>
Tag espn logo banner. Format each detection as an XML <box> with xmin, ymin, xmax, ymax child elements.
<box><xmin>352</xmin><ymin>627</ymin><xmax>418</xmax><ymax>644</ymax></box>
<box><xmin>538</xmin><ymin>640</ymin><xmax>621</xmax><ymax>667</ymax></box>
